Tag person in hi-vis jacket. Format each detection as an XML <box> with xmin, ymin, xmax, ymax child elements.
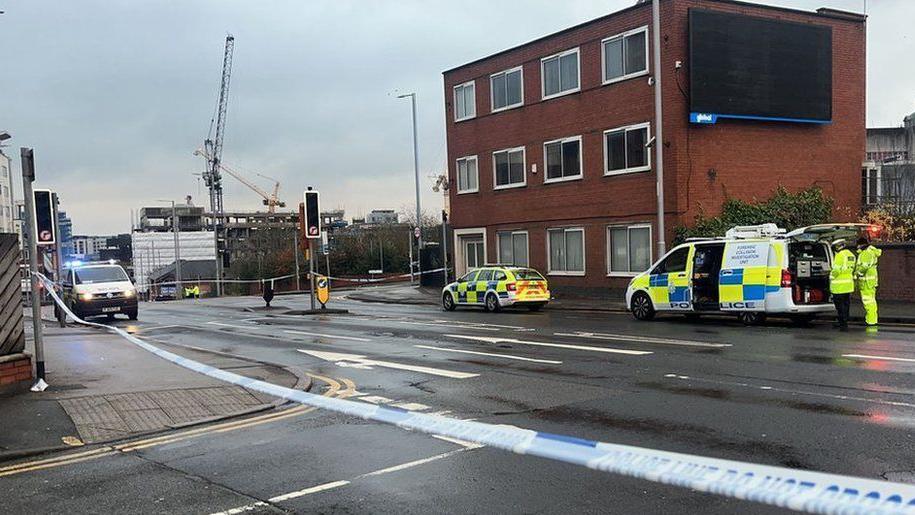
<box><xmin>854</xmin><ymin>237</ymin><xmax>882</xmax><ymax>326</ymax></box>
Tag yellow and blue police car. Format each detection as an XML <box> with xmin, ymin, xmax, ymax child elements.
<box><xmin>625</xmin><ymin>223</ymin><xmax>870</xmax><ymax>325</ymax></box>
<box><xmin>442</xmin><ymin>265</ymin><xmax>550</xmax><ymax>312</ymax></box>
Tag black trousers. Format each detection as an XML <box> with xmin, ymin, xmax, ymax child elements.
<box><xmin>833</xmin><ymin>293</ymin><xmax>851</xmax><ymax>328</ymax></box>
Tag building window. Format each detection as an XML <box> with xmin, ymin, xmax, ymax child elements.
<box><xmin>464</xmin><ymin>239</ymin><xmax>485</xmax><ymax>270</ymax></box>
<box><xmin>547</xmin><ymin>227</ymin><xmax>585</xmax><ymax>274</ymax></box>
<box><xmin>861</xmin><ymin>167</ymin><xmax>881</xmax><ymax>206</ymax></box>
<box><xmin>607</xmin><ymin>224</ymin><xmax>651</xmax><ymax>275</ymax></box>
<box><xmin>456</xmin><ymin>156</ymin><xmax>479</xmax><ymax>194</ymax></box>
<box><xmin>602</xmin><ymin>26</ymin><xmax>649</xmax><ymax>84</ymax></box>
<box><xmin>497</xmin><ymin>231</ymin><xmax>528</xmax><ymax>267</ymax></box>
<box><xmin>541</xmin><ymin>48</ymin><xmax>579</xmax><ymax>99</ymax></box>
<box><xmin>604</xmin><ymin>122</ymin><xmax>650</xmax><ymax>175</ymax></box>
<box><xmin>490</xmin><ymin>67</ymin><xmax>523</xmax><ymax>112</ymax></box>
<box><xmin>453</xmin><ymin>81</ymin><xmax>476</xmax><ymax>121</ymax></box>
<box><xmin>1</xmin><ymin>165</ymin><xmax>7</xmax><ymax>178</ymax></box>
<box><xmin>544</xmin><ymin>136</ymin><xmax>582</xmax><ymax>183</ymax></box>
<box><xmin>493</xmin><ymin>147</ymin><xmax>526</xmax><ymax>189</ymax></box>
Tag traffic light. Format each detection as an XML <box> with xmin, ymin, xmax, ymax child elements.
<box><xmin>303</xmin><ymin>189</ymin><xmax>321</xmax><ymax>239</ymax></box>
<box><xmin>33</xmin><ymin>189</ymin><xmax>55</xmax><ymax>246</ymax></box>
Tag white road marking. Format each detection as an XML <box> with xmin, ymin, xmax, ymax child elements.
<box><xmin>356</xmin><ymin>447</ymin><xmax>479</xmax><ymax>478</ymax></box>
<box><xmin>397</xmin><ymin>320</ymin><xmax>499</xmax><ymax>331</ymax></box>
<box><xmin>206</xmin><ymin>321</ymin><xmax>250</xmax><ymax>329</ymax></box>
<box><xmin>284</xmin><ymin>329</ymin><xmax>371</xmax><ymax>342</ymax></box>
<box><xmin>133</xmin><ymin>324</ymin><xmax>185</xmax><ymax>333</ymax></box>
<box><xmin>556</xmin><ymin>331</ymin><xmax>730</xmax><ymax>348</ymax></box>
<box><xmin>268</xmin><ymin>480</ymin><xmax>351</xmax><ymax>503</ymax></box>
<box><xmin>432</xmin><ymin>320</ymin><xmax>529</xmax><ymax>330</ymax></box>
<box><xmin>663</xmin><ymin>374</ymin><xmax>915</xmax><ymax>409</ymax></box>
<box><xmin>432</xmin><ymin>435</ymin><xmax>482</xmax><ymax>448</ymax></box>
<box><xmin>297</xmin><ymin>349</ymin><xmax>480</xmax><ymax>379</ymax></box>
<box><xmin>415</xmin><ymin>344</ymin><xmax>562</xmax><ymax>364</ymax></box>
<box><xmin>445</xmin><ymin>334</ymin><xmax>652</xmax><ymax>356</ymax></box>
<box><xmin>843</xmin><ymin>353</ymin><xmax>915</xmax><ymax>363</ymax></box>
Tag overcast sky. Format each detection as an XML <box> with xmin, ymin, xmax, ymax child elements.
<box><xmin>1</xmin><ymin>0</ymin><xmax>913</xmax><ymax>235</ymax></box>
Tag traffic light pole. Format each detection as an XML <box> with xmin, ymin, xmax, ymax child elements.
<box><xmin>21</xmin><ymin>148</ymin><xmax>47</xmax><ymax>389</ymax></box>
<box><xmin>309</xmin><ymin>239</ymin><xmax>316</xmax><ymax>311</ymax></box>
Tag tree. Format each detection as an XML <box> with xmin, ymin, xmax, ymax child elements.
<box><xmin>675</xmin><ymin>187</ymin><xmax>835</xmax><ymax>242</ymax></box>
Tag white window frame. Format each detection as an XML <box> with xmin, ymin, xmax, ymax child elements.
<box><xmin>543</xmin><ymin>135</ymin><xmax>583</xmax><ymax>184</ymax></box>
<box><xmin>453</xmin><ymin>80</ymin><xmax>476</xmax><ymax>122</ymax></box>
<box><xmin>496</xmin><ymin>230</ymin><xmax>530</xmax><ymax>267</ymax></box>
<box><xmin>490</xmin><ymin>66</ymin><xmax>524</xmax><ymax>113</ymax></box>
<box><xmin>455</xmin><ymin>155</ymin><xmax>479</xmax><ymax>194</ymax></box>
<box><xmin>541</xmin><ymin>47</ymin><xmax>581</xmax><ymax>101</ymax></box>
<box><xmin>601</xmin><ymin>26</ymin><xmax>650</xmax><ymax>86</ymax></box>
<box><xmin>606</xmin><ymin>223</ymin><xmax>652</xmax><ymax>277</ymax></box>
<box><xmin>546</xmin><ymin>226</ymin><xmax>586</xmax><ymax>276</ymax></box>
<box><xmin>492</xmin><ymin>146</ymin><xmax>527</xmax><ymax>190</ymax></box>
<box><xmin>603</xmin><ymin>122</ymin><xmax>651</xmax><ymax>176</ymax></box>
<box><xmin>454</xmin><ymin>227</ymin><xmax>487</xmax><ymax>277</ymax></box>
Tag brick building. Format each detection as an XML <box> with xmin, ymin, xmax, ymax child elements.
<box><xmin>443</xmin><ymin>0</ymin><xmax>865</xmax><ymax>294</ymax></box>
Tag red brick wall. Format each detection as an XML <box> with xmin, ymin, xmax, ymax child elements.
<box><xmin>0</xmin><ymin>355</ymin><xmax>33</xmax><ymax>391</ymax></box>
<box><xmin>444</xmin><ymin>0</ymin><xmax>865</xmax><ymax>288</ymax></box>
<box><xmin>873</xmin><ymin>244</ymin><xmax>915</xmax><ymax>302</ymax></box>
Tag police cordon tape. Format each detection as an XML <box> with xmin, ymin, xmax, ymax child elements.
<box><xmin>35</xmin><ymin>272</ymin><xmax>915</xmax><ymax>514</ymax></box>
<box><xmin>136</xmin><ymin>267</ymin><xmax>450</xmax><ymax>290</ymax></box>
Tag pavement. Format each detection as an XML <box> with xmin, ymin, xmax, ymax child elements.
<box><xmin>2</xmin><ymin>291</ymin><xmax>913</xmax><ymax>513</ymax></box>
<box><xmin>345</xmin><ymin>283</ymin><xmax>915</xmax><ymax>323</ymax></box>
<box><xmin>0</xmin><ymin>319</ymin><xmax>309</xmax><ymax>461</ymax></box>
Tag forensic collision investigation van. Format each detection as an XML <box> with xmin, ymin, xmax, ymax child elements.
<box><xmin>625</xmin><ymin>224</ymin><xmax>872</xmax><ymax>325</ymax></box>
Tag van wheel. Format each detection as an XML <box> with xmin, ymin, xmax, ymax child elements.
<box><xmin>631</xmin><ymin>292</ymin><xmax>655</xmax><ymax>321</ymax></box>
<box><xmin>485</xmin><ymin>293</ymin><xmax>501</xmax><ymax>313</ymax></box>
<box><xmin>738</xmin><ymin>312</ymin><xmax>766</xmax><ymax>326</ymax></box>
<box><xmin>442</xmin><ymin>292</ymin><xmax>456</xmax><ymax>311</ymax></box>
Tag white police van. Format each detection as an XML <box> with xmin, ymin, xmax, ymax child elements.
<box><xmin>60</xmin><ymin>261</ymin><xmax>138</xmax><ymax>320</ymax></box>
<box><xmin>625</xmin><ymin>224</ymin><xmax>870</xmax><ymax>325</ymax></box>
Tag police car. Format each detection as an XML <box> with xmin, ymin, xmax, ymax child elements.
<box><xmin>61</xmin><ymin>261</ymin><xmax>138</xmax><ymax>320</ymax></box>
<box><xmin>442</xmin><ymin>265</ymin><xmax>550</xmax><ymax>312</ymax></box>
<box><xmin>625</xmin><ymin>224</ymin><xmax>872</xmax><ymax>325</ymax></box>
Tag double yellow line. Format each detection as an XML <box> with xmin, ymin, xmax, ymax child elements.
<box><xmin>0</xmin><ymin>373</ymin><xmax>355</xmax><ymax>478</ymax></box>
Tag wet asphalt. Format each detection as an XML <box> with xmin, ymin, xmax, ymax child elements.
<box><xmin>3</xmin><ymin>293</ymin><xmax>914</xmax><ymax>514</ymax></box>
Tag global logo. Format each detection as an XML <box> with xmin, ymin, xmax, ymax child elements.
<box><xmin>691</xmin><ymin>113</ymin><xmax>717</xmax><ymax>124</ymax></box>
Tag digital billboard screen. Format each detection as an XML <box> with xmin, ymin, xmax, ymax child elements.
<box><xmin>689</xmin><ymin>9</ymin><xmax>832</xmax><ymax>124</ymax></box>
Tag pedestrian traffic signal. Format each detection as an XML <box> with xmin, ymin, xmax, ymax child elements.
<box><xmin>33</xmin><ymin>189</ymin><xmax>55</xmax><ymax>246</ymax></box>
<box><xmin>303</xmin><ymin>189</ymin><xmax>321</xmax><ymax>239</ymax></box>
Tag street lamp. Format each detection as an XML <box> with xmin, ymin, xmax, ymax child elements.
<box><xmin>157</xmin><ymin>199</ymin><xmax>182</xmax><ymax>298</ymax></box>
<box><xmin>397</xmin><ymin>92</ymin><xmax>422</xmax><ymax>281</ymax></box>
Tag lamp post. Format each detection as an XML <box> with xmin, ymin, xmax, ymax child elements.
<box><xmin>157</xmin><ymin>200</ymin><xmax>182</xmax><ymax>298</ymax></box>
<box><xmin>652</xmin><ymin>0</ymin><xmax>666</xmax><ymax>257</ymax></box>
<box><xmin>397</xmin><ymin>92</ymin><xmax>422</xmax><ymax>281</ymax></box>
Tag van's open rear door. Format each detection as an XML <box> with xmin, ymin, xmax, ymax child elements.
<box><xmin>719</xmin><ymin>241</ymin><xmax>770</xmax><ymax>312</ymax></box>
<box><xmin>785</xmin><ymin>224</ymin><xmax>874</xmax><ymax>244</ymax></box>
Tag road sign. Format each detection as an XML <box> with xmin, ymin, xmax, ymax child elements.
<box><xmin>316</xmin><ymin>275</ymin><xmax>330</xmax><ymax>305</ymax></box>
<box><xmin>33</xmin><ymin>189</ymin><xmax>55</xmax><ymax>246</ymax></box>
<box><xmin>303</xmin><ymin>190</ymin><xmax>321</xmax><ymax>239</ymax></box>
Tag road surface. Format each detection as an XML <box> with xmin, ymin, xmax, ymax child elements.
<box><xmin>4</xmin><ymin>292</ymin><xmax>914</xmax><ymax>514</ymax></box>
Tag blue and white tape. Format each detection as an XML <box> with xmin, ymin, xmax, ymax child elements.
<box><xmin>36</xmin><ymin>273</ymin><xmax>915</xmax><ymax>514</ymax></box>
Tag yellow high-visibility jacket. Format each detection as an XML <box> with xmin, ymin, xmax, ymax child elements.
<box><xmin>855</xmin><ymin>245</ymin><xmax>882</xmax><ymax>290</ymax></box>
<box><xmin>830</xmin><ymin>248</ymin><xmax>856</xmax><ymax>294</ymax></box>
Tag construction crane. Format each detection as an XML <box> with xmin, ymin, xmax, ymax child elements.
<box><xmin>203</xmin><ymin>34</ymin><xmax>234</xmax><ymax>219</ymax></box>
<box><xmin>194</xmin><ymin>149</ymin><xmax>286</xmax><ymax>212</ymax></box>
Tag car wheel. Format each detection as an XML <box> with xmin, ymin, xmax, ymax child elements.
<box><xmin>442</xmin><ymin>292</ymin><xmax>456</xmax><ymax>311</ymax></box>
<box><xmin>485</xmin><ymin>293</ymin><xmax>501</xmax><ymax>313</ymax></box>
<box><xmin>127</xmin><ymin>309</ymin><xmax>138</xmax><ymax>321</ymax></box>
<box><xmin>630</xmin><ymin>292</ymin><xmax>655</xmax><ymax>321</ymax></box>
<box><xmin>738</xmin><ymin>312</ymin><xmax>766</xmax><ymax>326</ymax></box>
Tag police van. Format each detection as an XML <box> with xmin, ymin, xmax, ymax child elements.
<box><xmin>625</xmin><ymin>224</ymin><xmax>869</xmax><ymax>324</ymax></box>
<box><xmin>60</xmin><ymin>261</ymin><xmax>138</xmax><ymax>320</ymax></box>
